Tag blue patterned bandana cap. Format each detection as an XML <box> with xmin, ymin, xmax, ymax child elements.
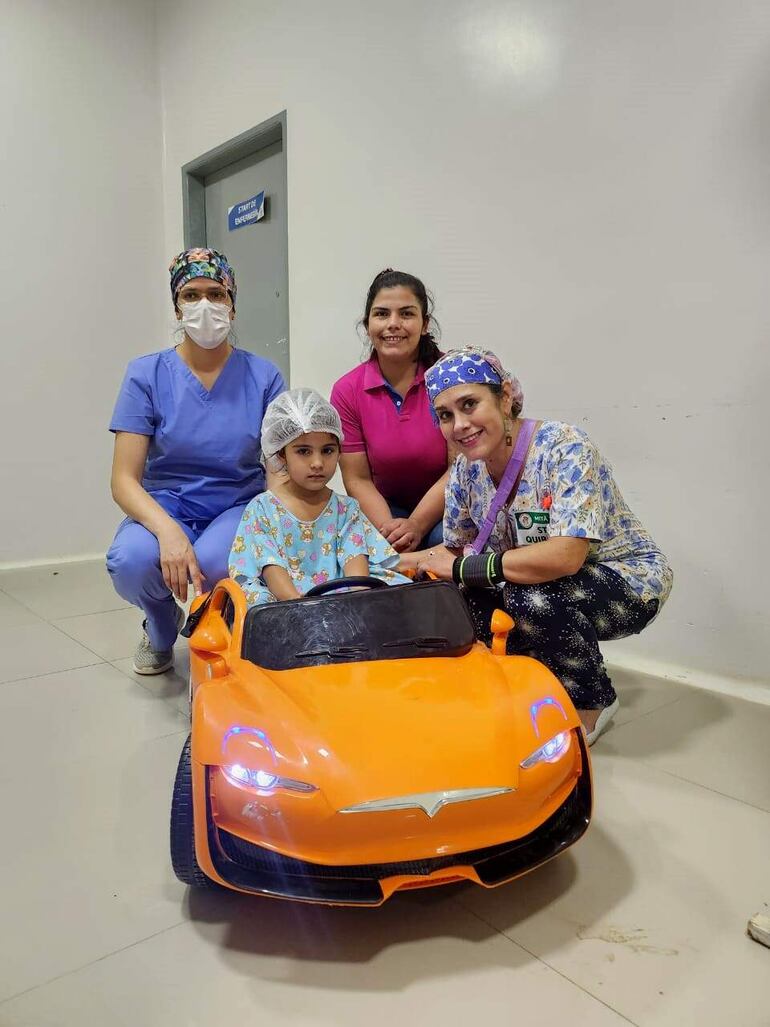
<box><xmin>168</xmin><ymin>248</ymin><xmax>237</xmax><ymax>306</ymax></box>
<box><xmin>425</xmin><ymin>347</ymin><xmax>521</xmax><ymax>405</ymax></box>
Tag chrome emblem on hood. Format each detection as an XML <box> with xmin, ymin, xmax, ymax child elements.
<box><xmin>339</xmin><ymin>787</ymin><xmax>513</xmax><ymax>819</ymax></box>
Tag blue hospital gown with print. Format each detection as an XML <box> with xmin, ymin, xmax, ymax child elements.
<box><xmin>229</xmin><ymin>491</ymin><xmax>411</xmax><ymax>606</ymax></box>
<box><xmin>443</xmin><ymin>421</ymin><xmax>673</xmax><ymax>604</ymax></box>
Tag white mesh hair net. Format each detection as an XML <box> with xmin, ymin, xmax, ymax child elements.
<box><xmin>261</xmin><ymin>388</ymin><xmax>344</xmax><ymax>459</ymax></box>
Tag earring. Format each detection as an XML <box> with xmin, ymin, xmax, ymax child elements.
<box><xmin>504</xmin><ymin>417</ymin><xmax>513</xmax><ymax>447</ymax></box>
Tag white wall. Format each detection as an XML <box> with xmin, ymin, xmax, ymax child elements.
<box><xmin>0</xmin><ymin>0</ymin><xmax>166</xmax><ymax>564</ymax></box>
<box><xmin>155</xmin><ymin>0</ymin><xmax>770</xmax><ymax>686</ymax></box>
<box><xmin>2</xmin><ymin>0</ymin><xmax>764</xmax><ymax>687</ymax></box>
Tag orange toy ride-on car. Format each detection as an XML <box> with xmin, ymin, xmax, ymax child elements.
<box><xmin>170</xmin><ymin>577</ymin><xmax>592</xmax><ymax>906</ymax></box>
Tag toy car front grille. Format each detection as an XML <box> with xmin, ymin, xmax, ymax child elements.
<box><xmin>206</xmin><ymin>738</ymin><xmax>591</xmax><ymax>906</ymax></box>
<box><xmin>217</xmin><ymin>829</ymin><xmax>518</xmax><ymax>880</ymax></box>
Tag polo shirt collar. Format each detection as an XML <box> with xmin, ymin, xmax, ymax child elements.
<box><xmin>362</xmin><ymin>355</ymin><xmax>426</xmax><ymax>392</ymax></box>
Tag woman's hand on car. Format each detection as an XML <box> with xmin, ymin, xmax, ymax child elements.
<box><xmin>380</xmin><ymin>516</ymin><xmax>422</xmax><ymax>552</ymax></box>
<box><xmin>157</xmin><ymin>524</ymin><xmax>204</xmax><ymax>602</ymax></box>
<box><xmin>415</xmin><ymin>546</ymin><xmax>456</xmax><ymax>581</ymax></box>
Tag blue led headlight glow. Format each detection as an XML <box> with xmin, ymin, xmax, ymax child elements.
<box><xmin>530</xmin><ymin>696</ymin><xmax>568</xmax><ymax>738</ymax></box>
<box><xmin>520</xmin><ymin>731</ymin><xmax>572</xmax><ymax>769</ymax></box>
<box><xmin>221</xmin><ymin>724</ymin><xmax>317</xmax><ymax>794</ymax></box>
<box><xmin>222</xmin><ymin>725</ymin><xmax>276</xmax><ymax>758</ymax></box>
<box><xmin>222</xmin><ymin>764</ymin><xmax>317</xmax><ymax>793</ymax></box>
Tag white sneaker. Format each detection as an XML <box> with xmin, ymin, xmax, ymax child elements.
<box><xmin>748</xmin><ymin>913</ymin><xmax>770</xmax><ymax>948</ymax></box>
<box><xmin>133</xmin><ymin>604</ymin><xmax>185</xmax><ymax>676</ymax></box>
<box><xmin>584</xmin><ymin>698</ymin><xmax>620</xmax><ymax>746</ymax></box>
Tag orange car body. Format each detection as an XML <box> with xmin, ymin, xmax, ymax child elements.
<box><xmin>173</xmin><ymin>577</ymin><xmax>592</xmax><ymax>906</ymax></box>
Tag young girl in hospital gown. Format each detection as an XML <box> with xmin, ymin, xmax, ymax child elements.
<box><xmin>229</xmin><ymin>390</ymin><xmax>410</xmax><ymax>605</ymax></box>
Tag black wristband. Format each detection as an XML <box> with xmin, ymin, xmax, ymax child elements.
<box><xmin>454</xmin><ymin>553</ymin><xmax>506</xmax><ymax>588</ymax></box>
<box><xmin>489</xmin><ymin>552</ymin><xmax>505</xmax><ymax>584</ymax></box>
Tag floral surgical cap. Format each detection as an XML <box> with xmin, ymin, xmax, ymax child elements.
<box><xmin>425</xmin><ymin>347</ymin><xmax>524</xmax><ymax>411</ymax></box>
<box><xmin>168</xmin><ymin>248</ymin><xmax>237</xmax><ymax>306</ymax></box>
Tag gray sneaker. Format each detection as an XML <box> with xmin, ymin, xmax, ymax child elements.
<box><xmin>133</xmin><ymin>604</ymin><xmax>185</xmax><ymax>676</ymax></box>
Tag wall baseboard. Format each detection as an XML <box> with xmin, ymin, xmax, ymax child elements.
<box><xmin>606</xmin><ymin>652</ymin><xmax>770</xmax><ymax>708</ymax></box>
<box><xmin>0</xmin><ymin>552</ymin><xmax>105</xmax><ymax>572</ymax></box>
<box><xmin>1</xmin><ymin>553</ymin><xmax>768</xmax><ymax>707</ymax></box>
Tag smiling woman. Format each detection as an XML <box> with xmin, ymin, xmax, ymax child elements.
<box><xmin>411</xmin><ymin>347</ymin><xmax>673</xmax><ymax>746</ymax></box>
<box><xmin>105</xmin><ymin>248</ymin><xmax>285</xmax><ymax>675</ymax></box>
<box><xmin>330</xmin><ymin>269</ymin><xmax>450</xmax><ymax>553</ymax></box>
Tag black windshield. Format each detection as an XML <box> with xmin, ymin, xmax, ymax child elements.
<box><xmin>241</xmin><ymin>580</ymin><xmax>475</xmax><ymax>671</ymax></box>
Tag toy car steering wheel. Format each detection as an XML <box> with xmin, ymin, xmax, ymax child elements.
<box><xmin>304</xmin><ymin>576</ymin><xmax>389</xmax><ymax>598</ymax></box>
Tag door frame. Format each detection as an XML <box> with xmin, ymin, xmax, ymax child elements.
<box><xmin>181</xmin><ymin>110</ymin><xmax>287</xmax><ymax>248</ymax></box>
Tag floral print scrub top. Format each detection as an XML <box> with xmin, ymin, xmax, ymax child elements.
<box><xmin>229</xmin><ymin>491</ymin><xmax>410</xmax><ymax>606</ymax></box>
<box><xmin>444</xmin><ymin>421</ymin><xmax>672</xmax><ymax>604</ymax></box>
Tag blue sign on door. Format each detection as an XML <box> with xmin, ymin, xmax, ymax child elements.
<box><xmin>228</xmin><ymin>192</ymin><xmax>265</xmax><ymax>231</ymax></box>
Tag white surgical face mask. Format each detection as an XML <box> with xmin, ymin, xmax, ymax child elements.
<box><xmin>180</xmin><ymin>298</ymin><xmax>232</xmax><ymax>349</ymax></box>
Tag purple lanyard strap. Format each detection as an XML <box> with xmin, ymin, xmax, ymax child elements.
<box><xmin>467</xmin><ymin>418</ymin><xmax>537</xmax><ymax>556</ymax></box>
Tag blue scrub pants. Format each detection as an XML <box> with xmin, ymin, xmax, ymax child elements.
<box><xmin>106</xmin><ymin>503</ymin><xmax>246</xmax><ymax>651</ymax></box>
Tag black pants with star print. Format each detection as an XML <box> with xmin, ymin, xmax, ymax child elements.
<box><xmin>462</xmin><ymin>563</ymin><xmax>659</xmax><ymax>709</ymax></box>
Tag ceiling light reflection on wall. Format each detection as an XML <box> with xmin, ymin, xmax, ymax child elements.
<box><xmin>458</xmin><ymin>7</ymin><xmax>563</xmax><ymax>96</ymax></box>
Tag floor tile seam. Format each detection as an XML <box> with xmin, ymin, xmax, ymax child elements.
<box><xmin>109</xmin><ymin>658</ymin><xmax>172</xmax><ymax>699</ymax></box>
<box><xmin>610</xmin><ymin>693</ymin><xmax>684</xmax><ymax>732</ymax></box>
<box><xmin>43</xmin><ymin>619</ymin><xmax>128</xmax><ymax>664</ymax></box>
<box><xmin>49</xmin><ymin>604</ymin><xmax>134</xmax><ymax>624</ymax></box>
<box><xmin>626</xmin><ymin>757</ymin><xmax>770</xmax><ymax>817</ymax></box>
<box><xmin>108</xmin><ymin>659</ymin><xmax>191</xmax><ymax>722</ymax></box>
<box><xmin>0</xmin><ymin>587</ymin><xmax>48</xmax><ymax>623</ymax></box>
<box><xmin>0</xmin><ymin>655</ymin><xmax>105</xmax><ymax>687</ymax></box>
<box><xmin>175</xmin><ymin>708</ymin><xmax>192</xmax><ymax>727</ymax></box>
<box><xmin>154</xmin><ymin>727</ymin><xmax>191</xmax><ymax>741</ymax></box>
<box><xmin>607</xmin><ymin>696</ymin><xmax>686</xmax><ymax>739</ymax></box>
<box><xmin>454</xmin><ymin>898</ymin><xmax>640</xmax><ymax>1026</ymax></box>
<box><xmin>0</xmin><ymin>918</ymin><xmax>189</xmax><ymax>1007</ymax></box>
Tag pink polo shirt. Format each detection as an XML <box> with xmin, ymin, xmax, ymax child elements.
<box><xmin>330</xmin><ymin>356</ymin><xmax>448</xmax><ymax>511</ymax></box>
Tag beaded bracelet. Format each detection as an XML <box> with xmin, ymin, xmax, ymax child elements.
<box><xmin>452</xmin><ymin>553</ymin><xmax>505</xmax><ymax>588</ymax></box>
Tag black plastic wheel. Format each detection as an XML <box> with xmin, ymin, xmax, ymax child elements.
<box><xmin>170</xmin><ymin>734</ymin><xmax>217</xmax><ymax>888</ymax></box>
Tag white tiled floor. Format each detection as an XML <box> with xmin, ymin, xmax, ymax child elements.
<box><xmin>0</xmin><ymin>560</ymin><xmax>768</xmax><ymax>1026</ymax></box>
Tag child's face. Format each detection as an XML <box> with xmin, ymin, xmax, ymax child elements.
<box><xmin>282</xmin><ymin>432</ymin><xmax>340</xmax><ymax>492</ymax></box>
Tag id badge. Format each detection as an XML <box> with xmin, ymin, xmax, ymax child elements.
<box><xmin>514</xmin><ymin>510</ymin><xmax>550</xmax><ymax>546</ymax></box>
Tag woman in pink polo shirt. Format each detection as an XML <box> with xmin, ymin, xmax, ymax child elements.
<box><xmin>330</xmin><ymin>269</ymin><xmax>449</xmax><ymax>552</ymax></box>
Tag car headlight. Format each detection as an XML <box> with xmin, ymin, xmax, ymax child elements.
<box><xmin>222</xmin><ymin>764</ymin><xmax>318</xmax><ymax>793</ymax></box>
<box><xmin>520</xmin><ymin>731</ymin><xmax>572</xmax><ymax>769</ymax></box>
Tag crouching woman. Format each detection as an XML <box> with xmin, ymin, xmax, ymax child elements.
<box><xmin>412</xmin><ymin>348</ymin><xmax>673</xmax><ymax>745</ymax></box>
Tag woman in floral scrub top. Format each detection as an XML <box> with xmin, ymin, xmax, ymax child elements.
<box><xmin>412</xmin><ymin>347</ymin><xmax>673</xmax><ymax>745</ymax></box>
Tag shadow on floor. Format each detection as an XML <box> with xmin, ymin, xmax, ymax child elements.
<box><xmin>603</xmin><ymin>688</ymin><xmax>730</xmax><ymax>758</ymax></box>
<box><xmin>179</xmin><ymin>823</ymin><xmax>632</xmax><ymax>991</ymax></box>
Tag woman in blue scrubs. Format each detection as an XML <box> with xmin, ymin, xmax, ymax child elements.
<box><xmin>107</xmin><ymin>248</ymin><xmax>285</xmax><ymax>675</ymax></box>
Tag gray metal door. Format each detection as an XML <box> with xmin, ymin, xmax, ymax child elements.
<box><xmin>182</xmin><ymin>115</ymin><xmax>289</xmax><ymax>382</ymax></box>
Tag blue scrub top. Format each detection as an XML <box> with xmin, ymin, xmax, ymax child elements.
<box><xmin>110</xmin><ymin>348</ymin><xmax>285</xmax><ymax>524</ymax></box>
